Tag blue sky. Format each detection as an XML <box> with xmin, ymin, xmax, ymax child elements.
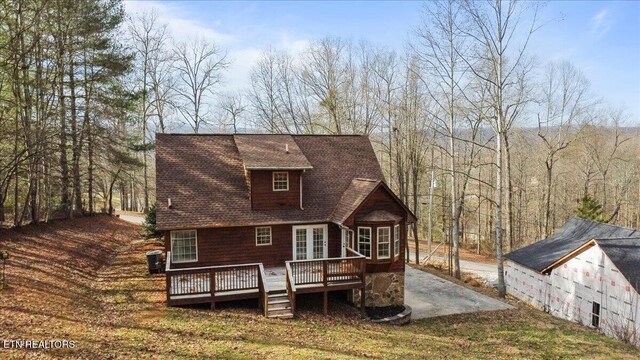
<box><xmin>124</xmin><ymin>1</ymin><xmax>640</xmax><ymax>123</ymax></box>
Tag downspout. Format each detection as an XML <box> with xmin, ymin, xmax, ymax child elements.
<box><xmin>300</xmin><ymin>170</ymin><xmax>304</xmax><ymax>210</ymax></box>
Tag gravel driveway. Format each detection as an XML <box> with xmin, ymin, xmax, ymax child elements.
<box><xmin>404</xmin><ymin>265</ymin><xmax>512</xmax><ymax>319</ymax></box>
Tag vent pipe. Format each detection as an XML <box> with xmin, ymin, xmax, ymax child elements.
<box><xmin>285</xmin><ymin>143</ymin><xmax>289</xmax><ymax>153</ymax></box>
<box><xmin>168</xmin><ymin>198</ymin><xmax>172</xmax><ymax>209</ymax></box>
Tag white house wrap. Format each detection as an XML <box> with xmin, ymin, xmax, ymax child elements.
<box><xmin>505</xmin><ymin>218</ymin><xmax>640</xmax><ymax>346</ymax></box>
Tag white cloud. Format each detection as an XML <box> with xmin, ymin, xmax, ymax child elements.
<box><xmin>123</xmin><ymin>1</ymin><xmax>311</xmax><ymax>98</ymax></box>
<box><xmin>123</xmin><ymin>1</ymin><xmax>235</xmax><ymax>45</ymax></box>
<box><xmin>590</xmin><ymin>8</ymin><xmax>613</xmax><ymax>39</ymax></box>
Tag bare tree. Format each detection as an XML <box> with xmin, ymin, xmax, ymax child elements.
<box><xmin>219</xmin><ymin>92</ymin><xmax>246</xmax><ymax>133</ymax></box>
<box><xmin>173</xmin><ymin>38</ymin><xmax>228</xmax><ymax>133</ymax></box>
<box><xmin>537</xmin><ymin>61</ymin><xmax>592</xmax><ymax>236</ymax></box>
<box><xmin>249</xmin><ymin>47</ymin><xmax>312</xmax><ymax>133</ymax></box>
<box><xmin>415</xmin><ymin>0</ymin><xmax>472</xmax><ymax>279</ymax></box>
<box><xmin>299</xmin><ymin>37</ymin><xmax>352</xmax><ymax>134</ymax></box>
<box><xmin>463</xmin><ymin>0</ymin><xmax>540</xmax><ymax>296</ymax></box>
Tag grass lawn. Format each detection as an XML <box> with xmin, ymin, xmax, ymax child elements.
<box><xmin>0</xmin><ymin>216</ymin><xmax>637</xmax><ymax>359</ymax></box>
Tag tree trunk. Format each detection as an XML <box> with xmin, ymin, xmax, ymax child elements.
<box><xmin>70</xmin><ymin>58</ymin><xmax>82</xmax><ymax>215</ymax></box>
<box><xmin>495</xmin><ymin>131</ymin><xmax>506</xmax><ymax>297</ymax></box>
<box><xmin>504</xmin><ymin>133</ymin><xmax>514</xmax><ymax>252</ymax></box>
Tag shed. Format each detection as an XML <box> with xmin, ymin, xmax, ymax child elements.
<box><xmin>505</xmin><ymin>218</ymin><xmax>640</xmax><ymax>346</ymax></box>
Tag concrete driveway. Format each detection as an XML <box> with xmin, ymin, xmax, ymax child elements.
<box><xmin>408</xmin><ymin>250</ymin><xmax>499</xmax><ymax>285</ymax></box>
<box><xmin>118</xmin><ymin>214</ymin><xmax>144</xmax><ymax>225</ymax></box>
<box><xmin>404</xmin><ymin>265</ymin><xmax>512</xmax><ymax>320</ymax></box>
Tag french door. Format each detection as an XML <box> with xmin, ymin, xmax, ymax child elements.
<box><xmin>292</xmin><ymin>224</ymin><xmax>328</xmax><ymax>260</ymax></box>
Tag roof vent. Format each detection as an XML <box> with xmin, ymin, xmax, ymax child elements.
<box><xmin>168</xmin><ymin>198</ymin><xmax>173</xmax><ymax>209</ymax></box>
<box><xmin>285</xmin><ymin>143</ymin><xmax>289</xmax><ymax>154</ymax></box>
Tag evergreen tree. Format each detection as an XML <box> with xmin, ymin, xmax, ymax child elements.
<box><xmin>142</xmin><ymin>203</ymin><xmax>162</xmax><ymax>239</ymax></box>
<box><xmin>575</xmin><ymin>195</ymin><xmax>607</xmax><ymax>222</ymax></box>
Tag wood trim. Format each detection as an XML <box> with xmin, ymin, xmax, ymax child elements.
<box><xmin>377</xmin><ymin>226</ymin><xmax>391</xmax><ymax>260</ymax></box>
<box><xmin>272</xmin><ymin>171</ymin><xmax>289</xmax><ymax>191</ymax></box>
<box><xmin>255</xmin><ymin>226</ymin><xmax>272</xmax><ymax>246</ymax></box>
<box><xmin>394</xmin><ymin>224</ymin><xmax>400</xmax><ymax>258</ymax></box>
<box><xmin>170</xmin><ymin>229</ymin><xmax>198</xmax><ymax>264</ymax></box>
<box><xmin>357</xmin><ymin>227</ymin><xmax>372</xmax><ymax>259</ymax></box>
<box><xmin>540</xmin><ymin>239</ymin><xmax>596</xmax><ymax>274</ymax></box>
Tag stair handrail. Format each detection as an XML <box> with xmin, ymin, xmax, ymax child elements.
<box><xmin>258</xmin><ymin>263</ymin><xmax>269</xmax><ymax>317</ymax></box>
<box><xmin>285</xmin><ymin>262</ymin><xmax>297</xmax><ymax>315</ymax></box>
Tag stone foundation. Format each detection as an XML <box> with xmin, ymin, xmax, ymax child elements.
<box><xmin>352</xmin><ymin>272</ymin><xmax>404</xmax><ymax>307</ymax></box>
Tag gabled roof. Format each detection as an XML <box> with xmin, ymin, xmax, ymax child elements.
<box><xmin>234</xmin><ymin>134</ymin><xmax>312</xmax><ymax>170</ymax></box>
<box><xmin>505</xmin><ymin>217</ymin><xmax>639</xmax><ymax>272</ymax></box>
<box><xmin>596</xmin><ymin>237</ymin><xmax>640</xmax><ymax>292</ymax></box>
<box><xmin>156</xmin><ymin>134</ymin><xmax>407</xmax><ymax>230</ymax></box>
<box><xmin>331</xmin><ymin>178</ymin><xmax>380</xmax><ymax>224</ymax></box>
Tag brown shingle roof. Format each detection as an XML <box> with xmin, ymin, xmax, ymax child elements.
<box><xmin>155</xmin><ymin>134</ymin><xmax>390</xmax><ymax>230</ymax></box>
<box><xmin>331</xmin><ymin>178</ymin><xmax>380</xmax><ymax>224</ymax></box>
<box><xmin>234</xmin><ymin>134</ymin><xmax>312</xmax><ymax>170</ymax></box>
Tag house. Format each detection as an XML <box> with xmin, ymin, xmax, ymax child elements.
<box><xmin>155</xmin><ymin>133</ymin><xmax>416</xmax><ymax>318</ymax></box>
<box><xmin>505</xmin><ymin>217</ymin><xmax>640</xmax><ymax>346</ymax></box>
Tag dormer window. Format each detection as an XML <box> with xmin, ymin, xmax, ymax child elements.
<box><xmin>273</xmin><ymin>171</ymin><xmax>289</xmax><ymax>191</ymax></box>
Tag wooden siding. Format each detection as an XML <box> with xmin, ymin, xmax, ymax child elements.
<box><xmin>165</xmin><ymin>222</ymin><xmax>342</xmax><ymax>268</ymax></box>
<box><xmin>343</xmin><ymin>185</ymin><xmax>407</xmax><ymax>273</ymax></box>
<box><xmin>347</xmin><ymin>185</ymin><xmax>406</xmax><ymax>225</ymax></box>
<box><xmin>250</xmin><ymin>170</ymin><xmax>302</xmax><ymax>210</ymax></box>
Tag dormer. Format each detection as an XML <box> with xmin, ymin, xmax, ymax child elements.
<box><xmin>234</xmin><ymin>135</ymin><xmax>313</xmax><ymax>210</ymax></box>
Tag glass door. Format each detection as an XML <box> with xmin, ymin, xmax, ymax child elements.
<box><xmin>292</xmin><ymin>225</ymin><xmax>328</xmax><ymax>260</ymax></box>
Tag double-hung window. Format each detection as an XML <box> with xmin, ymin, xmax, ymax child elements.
<box><xmin>256</xmin><ymin>226</ymin><xmax>272</xmax><ymax>246</ymax></box>
<box><xmin>273</xmin><ymin>171</ymin><xmax>289</xmax><ymax>191</ymax></box>
<box><xmin>394</xmin><ymin>224</ymin><xmax>400</xmax><ymax>257</ymax></box>
<box><xmin>358</xmin><ymin>227</ymin><xmax>371</xmax><ymax>259</ymax></box>
<box><xmin>171</xmin><ymin>230</ymin><xmax>197</xmax><ymax>263</ymax></box>
<box><xmin>378</xmin><ymin>227</ymin><xmax>391</xmax><ymax>259</ymax></box>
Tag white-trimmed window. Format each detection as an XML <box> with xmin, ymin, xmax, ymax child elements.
<box><xmin>273</xmin><ymin>171</ymin><xmax>289</xmax><ymax>191</ymax></box>
<box><xmin>358</xmin><ymin>227</ymin><xmax>371</xmax><ymax>259</ymax></box>
<box><xmin>256</xmin><ymin>226</ymin><xmax>272</xmax><ymax>246</ymax></box>
<box><xmin>171</xmin><ymin>230</ymin><xmax>197</xmax><ymax>263</ymax></box>
<box><xmin>394</xmin><ymin>224</ymin><xmax>400</xmax><ymax>257</ymax></box>
<box><xmin>378</xmin><ymin>227</ymin><xmax>391</xmax><ymax>259</ymax></box>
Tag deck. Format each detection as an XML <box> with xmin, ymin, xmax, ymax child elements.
<box><xmin>165</xmin><ymin>248</ymin><xmax>366</xmax><ymax>317</ymax></box>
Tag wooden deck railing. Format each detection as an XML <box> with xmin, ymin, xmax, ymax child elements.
<box><xmin>287</xmin><ymin>253</ymin><xmax>366</xmax><ymax>286</ymax></box>
<box><xmin>285</xmin><ymin>262</ymin><xmax>297</xmax><ymax>314</ymax></box>
<box><xmin>257</xmin><ymin>263</ymin><xmax>270</xmax><ymax>317</ymax></box>
<box><xmin>285</xmin><ymin>248</ymin><xmax>366</xmax><ymax>315</ymax></box>
<box><xmin>165</xmin><ymin>251</ymin><xmax>268</xmax><ymax>309</ymax></box>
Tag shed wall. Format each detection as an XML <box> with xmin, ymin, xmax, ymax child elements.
<box><xmin>506</xmin><ymin>246</ymin><xmax>640</xmax><ymax>346</ymax></box>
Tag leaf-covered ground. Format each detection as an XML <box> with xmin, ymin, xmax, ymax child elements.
<box><xmin>0</xmin><ymin>216</ymin><xmax>637</xmax><ymax>359</ymax></box>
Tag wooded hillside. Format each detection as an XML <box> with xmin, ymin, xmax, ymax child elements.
<box><xmin>1</xmin><ymin>0</ymin><xmax>638</xmax><ymax>293</ymax></box>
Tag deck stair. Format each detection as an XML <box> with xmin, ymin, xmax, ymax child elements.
<box><xmin>266</xmin><ymin>289</ymin><xmax>293</xmax><ymax>319</ymax></box>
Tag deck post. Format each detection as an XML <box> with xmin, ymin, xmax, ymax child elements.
<box><xmin>360</xmin><ymin>258</ymin><xmax>366</xmax><ymax>317</ymax></box>
<box><xmin>323</xmin><ymin>290</ymin><xmax>328</xmax><ymax>316</ymax></box>
<box><xmin>323</xmin><ymin>260</ymin><xmax>328</xmax><ymax>315</ymax></box>
<box><xmin>210</xmin><ymin>270</ymin><xmax>216</xmax><ymax>310</ymax></box>
<box><xmin>165</xmin><ymin>272</ymin><xmax>171</xmax><ymax>307</ymax></box>
<box><xmin>360</xmin><ymin>285</ymin><xmax>365</xmax><ymax>317</ymax></box>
